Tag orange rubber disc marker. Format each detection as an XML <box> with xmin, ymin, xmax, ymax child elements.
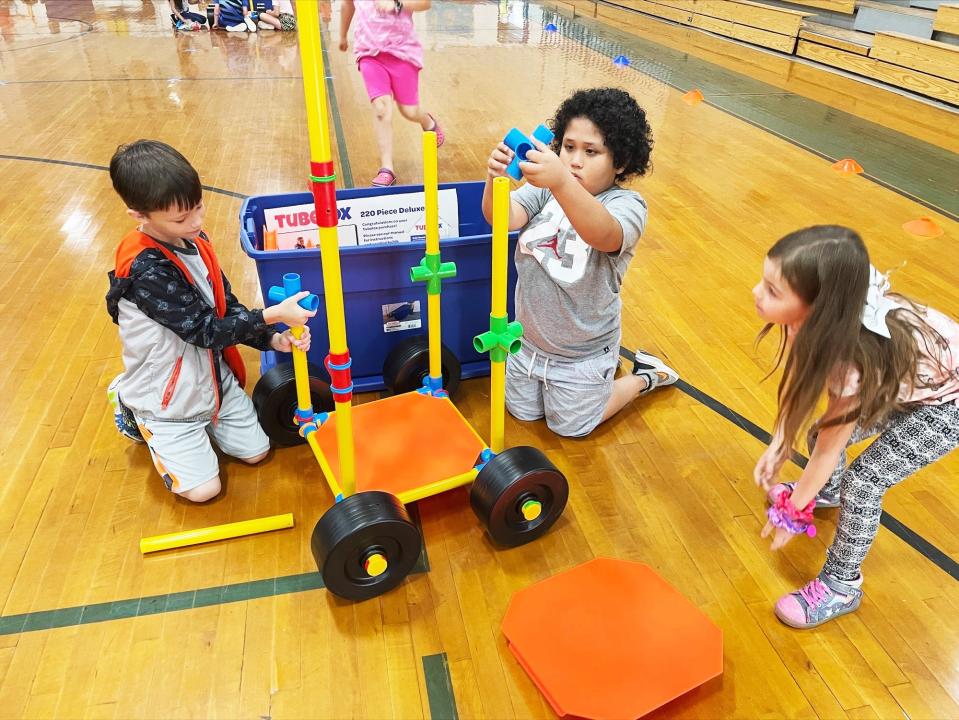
<box><xmin>831</xmin><ymin>158</ymin><xmax>863</xmax><ymax>175</ymax></box>
<box><xmin>682</xmin><ymin>89</ymin><xmax>704</xmax><ymax>105</ymax></box>
<box><xmin>502</xmin><ymin>558</ymin><xmax>723</xmax><ymax>719</ymax></box>
<box><xmin>902</xmin><ymin>217</ymin><xmax>944</xmax><ymax>238</ymax></box>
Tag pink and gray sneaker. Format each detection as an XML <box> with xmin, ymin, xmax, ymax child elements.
<box><xmin>767</xmin><ymin>482</ymin><xmax>840</xmax><ymax>509</ymax></box>
<box><xmin>775</xmin><ymin>573</ymin><xmax>863</xmax><ymax>628</ymax></box>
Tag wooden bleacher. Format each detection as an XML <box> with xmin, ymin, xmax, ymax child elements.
<box><xmin>934</xmin><ymin>3</ymin><xmax>959</xmax><ymax>35</ymax></box>
<box><xmin>591</xmin><ymin>0</ymin><xmax>813</xmax><ymax>53</ymax></box>
<box><xmin>871</xmin><ymin>31</ymin><xmax>959</xmax><ymax>81</ymax></box>
<box><xmin>794</xmin><ymin>0</ymin><xmax>856</xmax><ymax>13</ymax></box>
<box><xmin>559</xmin><ymin>0</ymin><xmax>959</xmax><ymax>106</ymax></box>
<box><xmin>796</xmin><ymin>6</ymin><xmax>959</xmax><ymax>105</ymax></box>
<box><xmin>799</xmin><ymin>19</ymin><xmax>873</xmax><ymax>55</ymax></box>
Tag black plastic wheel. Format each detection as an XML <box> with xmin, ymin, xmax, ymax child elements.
<box><xmin>252</xmin><ymin>362</ymin><xmax>334</xmax><ymax>447</ymax></box>
<box><xmin>470</xmin><ymin>446</ymin><xmax>569</xmax><ymax>547</ymax></box>
<box><xmin>311</xmin><ymin>491</ymin><xmax>423</xmax><ymax>601</ymax></box>
<box><xmin>382</xmin><ymin>335</ymin><xmax>461</xmax><ymax>397</ymax></box>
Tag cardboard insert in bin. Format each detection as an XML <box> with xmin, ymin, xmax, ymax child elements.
<box><xmin>240</xmin><ymin>181</ymin><xmax>518</xmax><ymax>393</ymax></box>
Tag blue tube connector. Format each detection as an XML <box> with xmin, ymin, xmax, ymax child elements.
<box><xmin>503</xmin><ymin>124</ymin><xmax>555</xmax><ymax>180</ymax></box>
<box><xmin>267</xmin><ymin>272</ymin><xmax>320</xmax><ymax>312</ymax></box>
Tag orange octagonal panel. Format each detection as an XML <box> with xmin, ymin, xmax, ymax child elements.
<box><xmin>502</xmin><ymin>558</ymin><xmax>722</xmax><ymax>719</ymax></box>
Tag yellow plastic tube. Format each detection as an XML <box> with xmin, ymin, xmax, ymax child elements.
<box><xmin>140</xmin><ymin>514</ymin><xmax>294</xmax><ymax>554</ymax></box>
<box><xmin>294</xmin><ymin>0</ymin><xmax>355</xmax><ymax>496</ymax></box>
<box><xmin>423</xmin><ymin>131</ymin><xmax>442</xmax><ymax>383</ymax></box>
<box><xmin>490</xmin><ymin>176</ymin><xmax>510</xmax><ymax>453</ymax></box>
<box><xmin>290</xmin><ymin>327</ymin><xmax>312</xmax><ymax>412</ymax></box>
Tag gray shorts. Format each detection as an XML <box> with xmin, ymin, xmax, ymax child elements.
<box><xmin>505</xmin><ymin>341</ymin><xmax>619</xmax><ymax>437</ymax></box>
<box><xmin>134</xmin><ymin>372</ymin><xmax>270</xmax><ymax>494</ymax></box>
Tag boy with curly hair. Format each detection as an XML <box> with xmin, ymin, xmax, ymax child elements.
<box><xmin>482</xmin><ymin>87</ymin><xmax>677</xmax><ymax>437</ymax></box>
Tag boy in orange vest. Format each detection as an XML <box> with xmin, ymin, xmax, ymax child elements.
<box><xmin>105</xmin><ymin>140</ymin><xmax>314</xmax><ymax>502</ymax></box>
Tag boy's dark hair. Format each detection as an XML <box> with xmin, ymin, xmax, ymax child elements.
<box><xmin>109</xmin><ymin>140</ymin><xmax>203</xmax><ymax>214</ymax></box>
<box><xmin>549</xmin><ymin>87</ymin><xmax>653</xmax><ymax>183</ymax></box>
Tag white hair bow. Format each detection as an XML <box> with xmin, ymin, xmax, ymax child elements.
<box><xmin>861</xmin><ymin>264</ymin><xmax>896</xmax><ymax>338</ymax></box>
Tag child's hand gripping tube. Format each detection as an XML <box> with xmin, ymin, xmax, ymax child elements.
<box><xmin>267</xmin><ymin>273</ymin><xmax>321</xmax><ymax>437</ymax></box>
<box><xmin>503</xmin><ymin>124</ymin><xmax>555</xmax><ymax>180</ymax></box>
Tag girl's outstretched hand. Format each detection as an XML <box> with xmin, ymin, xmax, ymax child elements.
<box><xmin>761</xmin><ymin>521</ymin><xmax>796</xmax><ymax>551</ymax></box>
<box><xmin>754</xmin><ymin>444</ymin><xmax>786</xmax><ymax>490</ymax></box>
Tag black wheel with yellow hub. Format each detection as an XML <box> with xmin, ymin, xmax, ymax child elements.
<box><xmin>311</xmin><ymin>491</ymin><xmax>422</xmax><ymax>601</ymax></box>
<box><xmin>470</xmin><ymin>446</ymin><xmax>568</xmax><ymax>547</ymax></box>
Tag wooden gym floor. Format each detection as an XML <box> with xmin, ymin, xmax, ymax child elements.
<box><xmin>1</xmin><ymin>1</ymin><xmax>957</xmax><ymax>717</ymax></box>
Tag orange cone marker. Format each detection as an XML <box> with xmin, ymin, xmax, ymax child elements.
<box><xmin>832</xmin><ymin>158</ymin><xmax>863</xmax><ymax>175</ymax></box>
<box><xmin>902</xmin><ymin>217</ymin><xmax>944</xmax><ymax>238</ymax></box>
<box><xmin>682</xmin><ymin>89</ymin><xmax>704</xmax><ymax>105</ymax></box>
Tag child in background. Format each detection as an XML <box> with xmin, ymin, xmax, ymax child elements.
<box><xmin>213</xmin><ymin>0</ymin><xmax>257</xmax><ymax>32</ymax></box>
<box><xmin>257</xmin><ymin>0</ymin><xmax>296</xmax><ymax>30</ymax></box>
<box><xmin>482</xmin><ymin>87</ymin><xmax>678</xmax><ymax>438</ymax></box>
<box><xmin>338</xmin><ymin>0</ymin><xmax>444</xmax><ymax>187</ymax></box>
<box><xmin>753</xmin><ymin>225</ymin><xmax>959</xmax><ymax>628</ymax></box>
<box><xmin>169</xmin><ymin>0</ymin><xmax>206</xmax><ymax>30</ymax></box>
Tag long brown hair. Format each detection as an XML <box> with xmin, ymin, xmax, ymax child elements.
<box><xmin>758</xmin><ymin>225</ymin><xmax>944</xmax><ymax>455</ymax></box>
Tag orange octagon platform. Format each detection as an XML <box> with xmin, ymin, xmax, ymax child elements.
<box><xmin>502</xmin><ymin>558</ymin><xmax>723</xmax><ymax>719</ymax></box>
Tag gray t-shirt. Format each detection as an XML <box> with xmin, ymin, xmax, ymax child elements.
<box><xmin>171</xmin><ymin>239</ymin><xmax>217</xmax><ymax>309</ymax></box>
<box><xmin>511</xmin><ymin>183</ymin><xmax>647</xmax><ymax>360</ymax></box>
<box><xmin>165</xmin><ymin>238</ymin><xmax>233</xmax><ymax>374</ymax></box>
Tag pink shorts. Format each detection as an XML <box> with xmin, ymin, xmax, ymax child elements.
<box><xmin>358</xmin><ymin>53</ymin><xmax>420</xmax><ymax>106</ymax></box>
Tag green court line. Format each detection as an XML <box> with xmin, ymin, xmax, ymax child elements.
<box><xmin>423</xmin><ymin>653</ymin><xmax>459</xmax><ymax>720</ymax></box>
<box><xmin>540</xmin><ymin>3</ymin><xmax>959</xmax><ymax>220</ymax></box>
<box><xmin>0</xmin><ymin>572</ymin><xmax>322</xmax><ymax>636</ymax></box>
<box><xmin>0</xmin><ymin>517</ymin><xmax>430</xmax><ymax>637</ymax></box>
<box><xmin>320</xmin><ymin>29</ymin><xmax>355</xmax><ymax>189</ymax></box>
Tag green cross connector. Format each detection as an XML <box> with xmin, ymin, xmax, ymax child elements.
<box><xmin>473</xmin><ymin>314</ymin><xmax>524</xmax><ymax>363</ymax></box>
<box><xmin>410</xmin><ymin>253</ymin><xmax>457</xmax><ymax>295</ymax></box>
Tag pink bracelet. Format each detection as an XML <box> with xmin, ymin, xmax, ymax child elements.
<box><xmin>767</xmin><ymin>489</ymin><xmax>816</xmax><ymax>537</ymax></box>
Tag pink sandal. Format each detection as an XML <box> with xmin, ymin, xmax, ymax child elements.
<box><xmin>428</xmin><ymin>114</ymin><xmax>445</xmax><ymax>148</ymax></box>
<box><xmin>371</xmin><ymin>167</ymin><xmax>396</xmax><ymax>187</ymax></box>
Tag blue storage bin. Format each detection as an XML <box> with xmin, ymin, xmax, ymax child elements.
<box><xmin>240</xmin><ymin>181</ymin><xmax>518</xmax><ymax>393</ymax></box>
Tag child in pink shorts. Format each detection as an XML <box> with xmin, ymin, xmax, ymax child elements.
<box><xmin>338</xmin><ymin>0</ymin><xmax>444</xmax><ymax>187</ymax></box>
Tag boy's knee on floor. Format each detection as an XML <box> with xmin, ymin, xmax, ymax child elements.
<box><xmin>241</xmin><ymin>450</ymin><xmax>269</xmax><ymax>465</ymax></box>
<box><xmin>506</xmin><ymin>396</ymin><xmax>544</xmax><ymax>422</ymax></box>
<box><xmin>545</xmin><ymin>414</ymin><xmax>595</xmax><ymax>439</ymax></box>
<box><xmin>178</xmin><ymin>476</ymin><xmax>221</xmax><ymax>503</ymax></box>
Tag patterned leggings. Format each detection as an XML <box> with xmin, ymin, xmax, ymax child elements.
<box><xmin>807</xmin><ymin>402</ymin><xmax>959</xmax><ymax>581</ymax></box>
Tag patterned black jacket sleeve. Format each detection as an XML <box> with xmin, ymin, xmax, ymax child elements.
<box><xmin>107</xmin><ymin>249</ymin><xmax>279</xmax><ymax>351</ymax></box>
<box><xmin>222</xmin><ymin>272</ymin><xmax>279</xmax><ymax>351</ymax></box>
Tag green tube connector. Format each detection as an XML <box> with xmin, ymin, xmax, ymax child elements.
<box><xmin>410</xmin><ymin>253</ymin><xmax>457</xmax><ymax>296</ymax></box>
<box><xmin>473</xmin><ymin>315</ymin><xmax>524</xmax><ymax>362</ymax></box>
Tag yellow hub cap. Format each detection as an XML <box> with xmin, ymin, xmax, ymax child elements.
<box><xmin>521</xmin><ymin>499</ymin><xmax>542</xmax><ymax>521</ymax></box>
<box><xmin>365</xmin><ymin>553</ymin><xmax>388</xmax><ymax>577</ymax></box>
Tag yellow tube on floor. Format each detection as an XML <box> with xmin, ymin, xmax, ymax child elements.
<box><xmin>139</xmin><ymin>513</ymin><xmax>294</xmax><ymax>554</ymax></box>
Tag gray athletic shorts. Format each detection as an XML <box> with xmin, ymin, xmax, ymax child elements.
<box><xmin>505</xmin><ymin>340</ymin><xmax>619</xmax><ymax>437</ymax></box>
<box><xmin>134</xmin><ymin>371</ymin><xmax>270</xmax><ymax>494</ymax></box>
